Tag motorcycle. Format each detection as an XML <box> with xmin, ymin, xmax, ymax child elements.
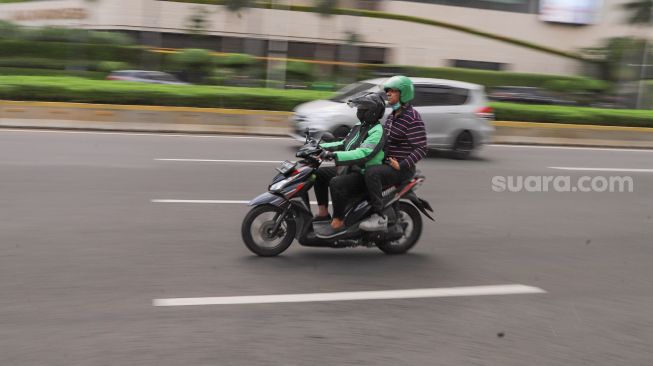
<box><xmin>241</xmin><ymin>133</ymin><xmax>435</xmax><ymax>257</ymax></box>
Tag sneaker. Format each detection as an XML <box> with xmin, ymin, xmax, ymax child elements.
<box><xmin>359</xmin><ymin>213</ymin><xmax>388</xmax><ymax>232</ymax></box>
<box><xmin>315</xmin><ymin>224</ymin><xmax>347</xmax><ymax>239</ymax></box>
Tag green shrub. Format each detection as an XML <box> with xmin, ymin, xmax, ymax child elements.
<box><xmin>0</xmin><ymin>40</ymin><xmax>146</xmax><ymax>63</ymax></box>
<box><xmin>215</xmin><ymin>53</ymin><xmax>258</xmax><ymax>68</ymax></box>
<box><xmin>0</xmin><ymin>76</ymin><xmax>332</xmax><ymax>110</ymax></box>
<box><xmin>171</xmin><ymin>48</ymin><xmax>214</xmax><ymax>67</ymax></box>
<box><xmin>2</xmin><ymin>75</ymin><xmax>651</xmax><ymax>127</ymax></box>
<box><xmin>87</xmin><ymin>32</ymin><xmax>133</xmax><ymax>46</ymax></box>
<box><xmin>0</xmin><ymin>20</ymin><xmax>21</xmax><ymax>39</ymax></box>
<box><xmin>358</xmin><ymin>64</ymin><xmax>605</xmax><ymax>90</ymax></box>
<box><xmin>284</xmin><ymin>61</ymin><xmax>315</xmax><ymax>82</ymax></box>
<box><xmin>170</xmin><ymin>48</ymin><xmax>215</xmax><ymax>82</ymax></box>
<box><xmin>0</xmin><ymin>67</ymin><xmax>106</xmax><ymax>79</ymax></box>
<box><xmin>19</xmin><ymin>27</ymin><xmax>133</xmax><ymax>45</ymax></box>
<box><xmin>543</xmin><ymin>78</ymin><xmax>610</xmax><ymax>93</ymax></box>
<box><xmin>492</xmin><ymin>102</ymin><xmax>653</xmax><ymax>127</ymax></box>
<box><xmin>0</xmin><ymin>57</ymin><xmax>70</xmax><ymax>70</ymax></box>
<box><xmin>97</xmin><ymin>61</ymin><xmax>130</xmax><ymax>73</ymax></box>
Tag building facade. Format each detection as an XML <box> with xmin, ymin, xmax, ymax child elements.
<box><xmin>0</xmin><ymin>0</ymin><xmax>637</xmax><ymax>75</ymax></box>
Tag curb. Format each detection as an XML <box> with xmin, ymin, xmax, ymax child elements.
<box><xmin>2</xmin><ymin>100</ymin><xmax>653</xmax><ymax>148</ymax></box>
<box><xmin>0</xmin><ymin>100</ymin><xmax>292</xmax><ymax>136</ymax></box>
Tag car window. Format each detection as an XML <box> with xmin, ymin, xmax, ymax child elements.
<box><xmin>329</xmin><ymin>82</ymin><xmax>376</xmax><ymax>102</ymax></box>
<box><xmin>149</xmin><ymin>73</ymin><xmax>178</xmax><ymax>82</ymax></box>
<box><xmin>141</xmin><ymin>72</ymin><xmax>161</xmax><ymax>80</ymax></box>
<box><xmin>413</xmin><ymin>85</ymin><xmax>469</xmax><ymax>106</ymax></box>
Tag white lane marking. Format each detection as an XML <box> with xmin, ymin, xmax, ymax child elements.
<box><xmin>0</xmin><ymin>129</ymin><xmax>291</xmax><ymax>140</ymax></box>
<box><xmin>549</xmin><ymin>166</ymin><xmax>653</xmax><ymax>173</ymax></box>
<box><xmin>153</xmin><ymin>284</ymin><xmax>546</xmax><ymax>307</ymax></box>
<box><xmin>489</xmin><ymin>144</ymin><xmax>653</xmax><ymax>153</ymax></box>
<box><xmin>151</xmin><ymin>199</ymin><xmax>327</xmax><ymax>205</ymax></box>
<box><xmin>156</xmin><ymin>159</ymin><xmax>281</xmax><ymax>163</ymax></box>
<box><xmin>152</xmin><ymin>199</ymin><xmax>249</xmax><ymax>204</ymax></box>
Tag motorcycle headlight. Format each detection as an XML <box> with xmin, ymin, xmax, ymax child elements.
<box><xmin>270</xmin><ymin>176</ymin><xmax>293</xmax><ymax>192</ymax></box>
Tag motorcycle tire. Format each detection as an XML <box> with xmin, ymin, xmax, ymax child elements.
<box><xmin>377</xmin><ymin>202</ymin><xmax>422</xmax><ymax>255</ymax></box>
<box><xmin>241</xmin><ymin>204</ymin><xmax>296</xmax><ymax>257</ymax></box>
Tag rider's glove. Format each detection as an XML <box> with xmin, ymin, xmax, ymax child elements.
<box><xmin>319</xmin><ymin>150</ymin><xmax>335</xmax><ymax>161</ymax></box>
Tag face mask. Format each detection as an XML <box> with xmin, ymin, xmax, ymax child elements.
<box><xmin>391</xmin><ymin>102</ymin><xmax>401</xmax><ymax>111</ymax></box>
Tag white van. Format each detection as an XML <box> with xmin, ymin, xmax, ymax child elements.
<box><xmin>291</xmin><ymin>77</ymin><xmax>495</xmax><ymax>159</ymax></box>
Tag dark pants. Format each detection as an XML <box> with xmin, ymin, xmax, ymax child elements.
<box><xmin>314</xmin><ymin>167</ymin><xmax>337</xmax><ymax>207</ymax></box>
<box><xmin>330</xmin><ymin>172</ymin><xmax>367</xmax><ymax>219</ymax></box>
<box><xmin>364</xmin><ymin>164</ymin><xmax>415</xmax><ymax>214</ymax></box>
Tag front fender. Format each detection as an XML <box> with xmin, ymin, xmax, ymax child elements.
<box><xmin>248</xmin><ymin>192</ymin><xmax>287</xmax><ymax>207</ymax></box>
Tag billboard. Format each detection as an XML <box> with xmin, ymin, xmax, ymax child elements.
<box><xmin>540</xmin><ymin>0</ymin><xmax>603</xmax><ymax>25</ymax></box>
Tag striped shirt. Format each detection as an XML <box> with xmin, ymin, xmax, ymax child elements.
<box><xmin>384</xmin><ymin>105</ymin><xmax>427</xmax><ymax>169</ymax></box>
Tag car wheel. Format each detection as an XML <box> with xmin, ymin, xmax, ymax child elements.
<box><xmin>332</xmin><ymin>125</ymin><xmax>350</xmax><ymax>139</ymax></box>
<box><xmin>450</xmin><ymin>131</ymin><xmax>474</xmax><ymax>160</ymax></box>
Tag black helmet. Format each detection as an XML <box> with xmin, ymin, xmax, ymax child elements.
<box><xmin>347</xmin><ymin>92</ymin><xmax>386</xmax><ymax>125</ymax></box>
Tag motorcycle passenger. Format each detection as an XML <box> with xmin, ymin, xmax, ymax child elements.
<box><xmin>359</xmin><ymin>76</ymin><xmax>427</xmax><ymax>231</ymax></box>
<box><xmin>313</xmin><ymin>92</ymin><xmax>387</xmax><ymax>238</ymax></box>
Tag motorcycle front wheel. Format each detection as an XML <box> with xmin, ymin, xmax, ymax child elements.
<box><xmin>241</xmin><ymin>204</ymin><xmax>296</xmax><ymax>257</ymax></box>
<box><xmin>377</xmin><ymin>201</ymin><xmax>422</xmax><ymax>255</ymax></box>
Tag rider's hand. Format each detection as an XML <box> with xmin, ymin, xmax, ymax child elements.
<box><xmin>388</xmin><ymin>157</ymin><xmax>401</xmax><ymax>171</ymax></box>
<box><xmin>319</xmin><ymin>150</ymin><xmax>335</xmax><ymax>161</ymax></box>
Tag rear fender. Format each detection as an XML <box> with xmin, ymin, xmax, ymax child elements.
<box><xmin>402</xmin><ymin>192</ymin><xmax>435</xmax><ymax>221</ymax></box>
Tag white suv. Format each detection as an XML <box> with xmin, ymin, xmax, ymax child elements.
<box><xmin>291</xmin><ymin>77</ymin><xmax>494</xmax><ymax>159</ymax></box>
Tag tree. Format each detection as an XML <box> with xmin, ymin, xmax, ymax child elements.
<box><xmin>622</xmin><ymin>0</ymin><xmax>653</xmax><ymax>25</ymax></box>
<box><xmin>224</xmin><ymin>0</ymin><xmax>252</xmax><ymax>12</ymax></box>
<box><xmin>315</xmin><ymin>0</ymin><xmax>337</xmax><ymax>16</ymax></box>
<box><xmin>186</xmin><ymin>6</ymin><xmax>212</xmax><ymax>37</ymax></box>
<box><xmin>621</xmin><ymin>0</ymin><xmax>653</xmax><ymax>107</ymax></box>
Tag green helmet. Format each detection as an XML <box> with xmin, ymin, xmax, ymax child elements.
<box><xmin>383</xmin><ymin>75</ymin><xmax>414</xmax><ymax>104</ymax></box>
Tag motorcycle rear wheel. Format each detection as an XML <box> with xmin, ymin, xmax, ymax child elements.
<box><xmin>377</xmin><ymin>202</ymin><xmax>422</xmax><ymax>255</ymax></box>
<box><xmin>241</xmin><ymin>204</ymin><xmax>296</xmax><ymax>257</ymax></box>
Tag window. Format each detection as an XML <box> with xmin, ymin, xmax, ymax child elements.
<box><xmin>451</xmin><ymin>59</ymin><xmax>506</xmax><ymax>71</ymax></box>
<box><xmin>413</xmin><ymin>85</ymin><xmax>469</xmax><ymax>106</ymax></box>
<box><xmin>401</xmin><ymin>0</ymin><xmax>536</xmax><ymax>14</ymax></box>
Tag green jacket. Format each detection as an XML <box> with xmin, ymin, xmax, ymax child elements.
<box><xmin>321</xmin><ymin>122</ymin><xmax>385</xmax><ymax>173</ymax></box>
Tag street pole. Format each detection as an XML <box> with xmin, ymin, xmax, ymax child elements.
<box><xmin>636</xmin><ymin>3</ymin><xmax>653</xmax><ymax>109</ymax></box>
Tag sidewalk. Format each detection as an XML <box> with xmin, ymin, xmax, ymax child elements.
<box><xmin>2</xmin><ymin>100</ymin><xmax>653</xmax><ymax>149</ymax></box>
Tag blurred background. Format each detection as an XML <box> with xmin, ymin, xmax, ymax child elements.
<box><xmin>2</xmin><ymin>3</ymin><xmax>653</xmax><ymax>365</ymax></box>
<box><xmin>1</xmin><ymin>0</ymin><xmax>653</xmax><ymax>109</ymax></box>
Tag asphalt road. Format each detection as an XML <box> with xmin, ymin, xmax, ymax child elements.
<box><xmin>1</xmin><ymin>129</ymin><xmax>652</xmax><ymax>366</ymax></box>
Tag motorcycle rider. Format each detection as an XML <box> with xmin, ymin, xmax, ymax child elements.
<box><xmin>313</xmin><ymin>91</ymin><xmax>387</xmax><ymax>238</ymax></box>
<box><xmin>359</xmin><ymin>76</ymin><xmax>427</xmax><ymax>231</ymax></box>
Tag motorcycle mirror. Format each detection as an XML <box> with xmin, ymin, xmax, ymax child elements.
<box><xmin>304</xmin><ymin>128</ymin><xmax>310</xmax><ymax>144</ymax></box>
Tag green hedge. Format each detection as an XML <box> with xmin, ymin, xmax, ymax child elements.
<box><xmin>0</xmin><ymin>40</ymin><xmax>146</xmax><ymax>63</ymax></box>
<box><xmin>0</xmin><ymin>57</ymin><xmax>119</xmax><ymax>72</ymax></box>
<box><xmin>1</xmin><ymin>76</ymin><xmax>651</xmax><ymax>127</ymax></box>
<box><xmin>364</xmin><ymin>65</ymin><xmax>601</xmax><ymax>89</ymax></box>
<box><xmin>0</xmin><ymin>68</ymin><xmax>106</xmax><ymax>79</ymax></box>
<box><xmin>491</xmin><ymin>102</ymin><xmax>653</xmax><ymax>128</ymax></box>
<box><xmin>0</xmin><ymin>76</ymin><xmax>332</xmax><ymax>110</ymax></box>
<box><xmin>0</xmin><ymin>57</ymin><xmax>70</xmax><ymax>70</ymax></box>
